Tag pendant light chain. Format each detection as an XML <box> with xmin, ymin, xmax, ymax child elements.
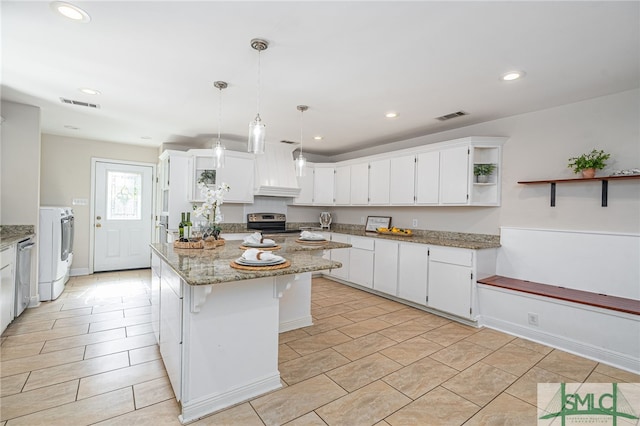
<box><xmin>299</xmin><ymin>107</ymin><xmax>304</xmax><ymax>156</ymax></box>
<box><xmin>256</xmin><ymin>48</ymin><xmax>261</xmax><ymax>116</ymax></box>
<box><xmin>218</xmin><ymin>83</ymin><xmax>223</xmax><ymax>142</ymax></box>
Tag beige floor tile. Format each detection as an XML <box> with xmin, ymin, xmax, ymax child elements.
<box><xmin>481</xmin><ymin>342</ymin><xmax>546</xmax><ymax>376</ymax></box>
<box><xmin>283</xmin><ymin>411</ymin><xmax>327</xmax><ymax>425</ymax></box>
<box><xmin>1</xmin><ymin>324</ymin><xmax>89</xmax><ymax>348</ymax></box>
<box><xmin>338</xmin><ymin>318</ymin><xmax>391</xmax><ymax>339</ymax></box>
<box><xmin>1</xmin><ymin>379</ymin><xmax>79</xmax><ymax>421</ymax></box>
<box><xmin>129</xmin><ymin>344</ymin><xmax>161</xmax><ymax>365</ymax></box>
<box><xmin>250</xmin><ymin>374</ymin><xmax>347</xmax><ymax>426</ymax></box>
<box><xmin>372</xmin><ymin>300</ymin><xmax>407</xmax><ymax>313</ymax></box>
<box><xmin>464</xmin><ymin>392</ymin><xmax>537</xmax><ymax>425</ymax></box>
<box><xmin>95</xmin><ymin>398</ymin><xmax>178</xmax><ymax>425</ymax></box>
<box><xmin>54</xmin><ymin>310</ymin><xmax>124</xmax><ymax>328</ymax></box>
<box><xmin>279</xmin><ymin>328</ymin><xmax>311</xmax><ymax>344</ymax></box>
<box><xmin>383</xmin><ymin>357</ymin><xmax>458</xmax><ymax>399</ymax></box>
<box><xmin>510</xmin><ymin>337</ymin><xmax>554</xmax><ymax>355</ymax></box>
<box><xmin>1</xmin><ymin>346</ymin><xmax>85</xmax><ymax>378</ymax></box>
<box><xmin>585</xmin><ymin>371</ymin><xmax>629</xmax><ymax>383</ymax></box>
<box><xmin>84</xmin><ymin>332</ymin><xmax>158</xmax><ymax>359</ymax></box>
<box><xmin>421</xmin><ymin>323</ymin><xmax>478</xmax><ymax>347</ymax></box>
<box><xmin>536</xmin><ymin>349</ymin><xmax>598</xmax><ymax>381</ymax></box>
<box><xmin>280</xmin><ymin>348</ymin><xmax>350</xmax><ymax>385</ymax></box>
<box><xmin>312</xmin><ymin>303</ymin><xmax>356</xmax><ymax>320</ymax></box>
<box><xmin>194</xmin><ymin>402</ymin><xmax>264</xmax><ymax>425</ymax></box>
<box><xmin>378</xmin><ymin>321</ymin><xmax>436</xmax><ymax>343</ymax></box>
<box><xmin>316</xmin><ymin>380</ymin><xmax>411</xmax><ymax>426</ymax></box>
<box><xmin>376</xmin><ymin>308</ymin><xmax>425</xmax><ymax>325</ymax></box>
<box><xmin>385</xmin><ymin>386</ymin><xmax>479</xmax><ymax>426</ymax></box>
<box><xmin>77</xmin><ymin>359</ymin><xmax>166</xmax><ymax>399</ymax></box>
<box><xmin>1</xmin><ymin>319</ymin><xmax>54</xmax><ymax>337</ymax></box>
<box><xmin>407</xmin><ymin>313</ymin><xmax>451</xmax><ymax>329</ymax></box>
<box><xmin>10</xmin><ymin>307</ymin><xmax>92</xmax><ymax>325</ymax></box>
<box><xmin>91</xmin><ymin>299</ymin><xmax>150</xmax><ymax>315</ymax></box>
<box><xmin>594</xmin><ymin>363</ymin><xmax>640</xmax><ymax>383</ymax></box>
<box><xmin>132</xmin><ymin>376</ymin><xmax>174</xmax><ymax>409</ymax></box>
<box><xmin>380</xmin><ymin>336</ymin><xmax>444</xmax><ymax>366</ymax></box>
<box><xmin>374</xmin><ymin>421</ymin><xmax>391</xmax><ymax>426</ymax></box>
<box><xmin>287</xmin><ymin>329</ymin><xmax>352</xmax><ymax>356</ymax></box>
<box><xmin>429</xmin><ymin>340</ymin><xmax>493</xmax><ymax>371</ymax></box>
<box><xmin>42</xmin><ymin>328</ymin><xmax>126</xmax><ymax>353</ymax></box>
<box><xmin>302</xmin><ymin>315</ymin><xmax>354</xmax><ymax>336</ymax></box>
<box><xmin>279</xmin><ymin>344</ymin><xmax>300</xmax><ymax>364</ymax></box>
<box><xmin>341</xmin><ymin>306</ymin><xmax>390</xmax><ymax>322</ymax></box>
<box><xmin>326</xmin><ymin>353</ymin><xmax>402</xmax><ymax>392</ymax></box>
<box><xmin>124</xmin><ymin>305</ymin><xmax>152</xmax><ymax>317</ymax></box>
<box><xmin>6</xmin><ymin>386</ymin><xmax>134</xmax><ymax>426</ymax></box>
<box><xmin>464</xmin><ymin>328</ymin><xmax>516</xmax><ymax>350</ymax></box>
<box><xmin>0</xmin><ymin>373</ymin><xmax>29</xmax><ymax>397</ymax></box>
<box><xmin>442</xmin><ymin>362</ymin><xmax>518</xmax><ymax>406</ymax></box>
<box><xmin>126</xmin><ymin>323</ymin><xmax>153</xmax><ymax>337</ymax></box>
<box><xmin>505</xmin><ymin>366</ymin><xmax>573</xmax><ymax>405</ymax></box>
<box><xmin>23</xmin><ymin>351</ymin><xmax>130</xmax><ymax>392</ymax></box>
<box><xmin>332</xmin><ymin>332</ymin><xmax>397</xmax><ymax>361</ymax></box>
<box><xmin>0</xmin><ymin>341</ymin><xmax>45</xmax><ymax>361</ymax></box>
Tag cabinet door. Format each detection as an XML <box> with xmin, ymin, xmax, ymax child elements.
<box><xmin>390</xmin><ymin>155</ymin><xmax>416</xmax><ymax>205</ymax></box>
<box><xmin>159</xmin><ymin>265</ymin><xmax>183</xmax><ymax>401</ymax></box>
<box><xmin>218</xmin><ymin>153</ymin><xmax>254</xmax><ymax>203</ymax></box>
<box><xmin>369</xmin><ymin>160</ymin><xmax>390</xmax><ymax>204</ymax></box>
<box><xmin>439</xmin><ymin>145</ymin><xmax>470</xmax><ymax>204</ymax></box>
<box><xmin>350</xmin><ymin>163</ymin><xmax>369</xmax><ymax>205</ymax></box>
<box><xmin>398</xmin><ymin>242</ymin><xmax>428</xmax><ymax>305</ymax></box>
<box><xmin>415</xmin><ymin>151</ymin><xmax>440</xmax><ymax>204</ymax></box>
<box><xmin>349</xmin><ymin>236</ymin><xmax>374</xmax><ymax>288</ymax></box>
<box><xmin>373</xmin><ymin>239</ymin><xmax>398</xmax><ymax>296</ymax></box>
<box><xmin>314</xmin><ymin>167</ymin><xmax>335</xmax><ymax>205</ymax></box>
<box><xmin>151</xmin><ymin>252</ymin><xmax>161</xmax><ymax>344</ymax></box>
<box><xmin>0</xmin><ymin>246</ymin><xmax>15</xmax><ymax>334</ymax></box>
<box><xmin>428</xmin><ymin>247</ymin><xmax>473</xmax><ymax>318</ymax></box>
<box><xmin>330</xmin><ymin>233</ymin><xmax>350</xmax><ymax>280</ymax></box>
<box><xmin>293</xmin><ymin>166</ymin><xmax>314</xmax><ymax>205</ymax></box>
<box><xmin>334</xmin><ymin>166</ymin><xmax>351</xmax><ymax>205</ymax></box>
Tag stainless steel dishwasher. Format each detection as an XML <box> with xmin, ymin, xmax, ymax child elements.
<box><xmin>15</xmin><ymin>238</ymin><xmax>35</xmax><ymax>317</ymax></box>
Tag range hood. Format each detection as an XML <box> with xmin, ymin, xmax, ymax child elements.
<box><xmin>253</xmin><ymin>142</ymin><xmax>302</xmax><ymax>197</ymax></box>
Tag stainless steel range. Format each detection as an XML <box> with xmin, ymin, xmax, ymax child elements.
<box><xmin>246</xmin><ymin>213</ymin><xmax>301</xmax><ymax>234</ymax></box>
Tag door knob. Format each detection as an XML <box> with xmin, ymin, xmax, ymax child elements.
<box><xmin>96</xmin><ymin>216</ymin><xmax>102</xmax><ymax>220</ymax></box>
<box><xmin>96</xmin><ymin>223</ymin><xmax>102</xmax><ymax>228</ymax></box>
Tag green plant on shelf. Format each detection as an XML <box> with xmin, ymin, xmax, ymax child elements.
<box><xmin>473</xmin><ymin>163</ymin><xmax>496</xmax><ymax>176</ymax></box>
<box><xmin>567</xmin><ymin>149</ymin><xmax>611</xmax><ymax>173</ymax></box>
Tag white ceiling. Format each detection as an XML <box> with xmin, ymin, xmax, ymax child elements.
<box><xmin>2</xmin><ymin>1</ymin><xmax>639</xmax><ymax>156</ymax></box>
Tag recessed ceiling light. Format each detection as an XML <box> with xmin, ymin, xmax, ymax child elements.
<box><xmin>313</xmin><ymin>136</ymin><xmax>323</xmax><ymax>141</ymax></box>
<box><xmin>501</xmin><ymin>70</ymin><xmax>526</xmax><ymax>81</ymax></box>
<box><xmin>385</xmin><ymin>112</ymin><xmax>398</xmax><ymax>118</ymax></box>
<box><xmin>50</xmin><ymin>2</ymin><xmax>91</xmax><ymax>22</ymax></box>
<box><xmin>79</xmin><ymin>88</ymin><xmax>100</xmax><ymax>95</ymax></box>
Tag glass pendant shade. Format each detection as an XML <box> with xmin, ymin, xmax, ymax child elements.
<box><xmin>213</xmin><ymin>139</ymin><xmax>225</xmax><ymax>168</ymax></box>
<box><xmin>295</xmin><ymin>153</ymin><xmax>307</xmax><ymax>177</ymax></box>
<box><xmin>248</xmin><ymin>113</ymin><xmax>266</xmax><ymax>154</ymax></box>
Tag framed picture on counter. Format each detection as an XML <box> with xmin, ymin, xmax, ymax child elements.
<box><xmin>365</xmin><ymin>216</ymin><xmax>391</xmax><ymax>232</ymax></box>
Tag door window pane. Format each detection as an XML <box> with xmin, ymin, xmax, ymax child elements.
<box><xmin>107</xmin><ymin>171</ymin><xmax>142</xmax><ymax>220</ymax></box>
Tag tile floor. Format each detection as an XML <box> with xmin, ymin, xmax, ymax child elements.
<box><xmin>1</xmin><ymin>270</ymin><xmax>638</xmax><ymax>425</ymax></box>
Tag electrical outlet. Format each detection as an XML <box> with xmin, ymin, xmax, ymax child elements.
<box><xmin>360</xmin><ymin>216</ymin><xmax>365</xmax><ymax>224</ymax></box>
<box><xmin>412</xmin><ymin>219</ymin><xmax>418</xmax><ymax>227</ymax></box>
<box><xmin>528</xmin><ymin>312</ymin><xmax>539</xmax><ymax>326</ymax></box>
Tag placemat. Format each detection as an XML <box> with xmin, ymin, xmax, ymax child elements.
<box><xmin>239</xmin><ymin>245</ymin><xmax>281</xmax><ymax>251</ymax></box>
<box><xmin>229</xmin><ymin>260</ymin><xmax>291</xmax><ymax>271</ymax></box>
<box><xmin>295</xmin><ymin>239</ymin><xmax>327</xmax><ymax>245</ymax></box>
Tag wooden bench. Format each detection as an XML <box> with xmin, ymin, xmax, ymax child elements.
<box><xmin>477</xmin><ymin>275</ymin><xmax>640</xmax><ymax>316</ymax></box>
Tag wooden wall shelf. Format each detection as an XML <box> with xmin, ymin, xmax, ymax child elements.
<box><xmin>518</xmin><ymin>174</ymin><xmax>640</xmax><ymax>207</ymax></box>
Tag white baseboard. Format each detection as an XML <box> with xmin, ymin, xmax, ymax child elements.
<box><xmin>70</xmin><ymin>268</ymin><xmax>89</xmax><ymax>276</ymax></box>
<box><xmin>28</xmin><ymin>296</ymin><xmax>41</xmax><ymax>308</ymax></box>
<box><xmin>279</xmin><ymin>316</ymin><xmax>313</xmax><ymax>333</ymax></box>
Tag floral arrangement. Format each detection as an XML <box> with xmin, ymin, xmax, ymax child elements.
<box><xmin>193</xmin><ymin>182</ymin><xmax>230</xmax><ymax>239</ymax></box>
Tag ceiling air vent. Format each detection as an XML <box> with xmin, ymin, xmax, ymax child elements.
<box><xmin>60</xmin><ymin>97</ymin><xmax>100</xmax><ymax>109</ymax></box>
<box><xmin>435</xmin><ymin>111</ymin><xmax>468</xmax><ymax>121</ymax></box>
<box><xmin>280</xmin><ymin>140</ymin><xmax>297</xmax><ymax>144</ymax></box>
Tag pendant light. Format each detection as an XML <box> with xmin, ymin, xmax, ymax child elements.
<box><xmin>212</xmin><ymin>81</ymin><xmax>227</xmax><ymax>168</ymax></box>
<box><xmin>248</xmin><ymin>38</ymin><xmax>268</xmax><ymax>154</ymax></box>
<box><xmin>295</xmin><ymin>105</ymin><xmax>308</xmax><ymax>177</ymax></box>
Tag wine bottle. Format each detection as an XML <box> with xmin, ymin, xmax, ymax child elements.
<box><xmin>179</xmin><ymin>212</ymin><xmax>185</xmax><ymax>241</ymax></box>
<box><xmin>185</xmin><ymin>212</ymin><xmax>192</xmax><ymax>241</ymax></box>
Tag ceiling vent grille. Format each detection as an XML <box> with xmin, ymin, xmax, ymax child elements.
<box><xmin>60</xmin><ymin>97</ymin><xmax>100</xmax><ymax>109</ymax></box>
<box><xmin>280</xmin><ymin>140</ymin><xmax>297</xmax><ymax>144</ymax></box>
<box><xmin>435</xmin><ymin>111</ymin><xmax>468</xmax><ymax>121</ymax></box>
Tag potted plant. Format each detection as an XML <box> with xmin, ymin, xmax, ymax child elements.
<box><xmin>567</xmin><ymin>149</ymin><xmax>611</xmax><ymax>178</ymax></box>
<box><xmin>473</xmin><ymin>163</ymin><xmax>496</xmax><ymax>183</ymax></box>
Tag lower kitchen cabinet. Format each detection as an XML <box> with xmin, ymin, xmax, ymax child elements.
<box><xmin>373</xmin><ymin>239</ymin><xmax>398</xmax><ymax>296</ymax></box>
<box><xmin>151</xmin><ymin>251</ymin><xmax>161</xmax><ymax>343</ymax></box>
<box><xmin>159</xmin><ymin>259</ymin><xmax>183</xmax><ymax>401</ymax></box>
<box><xmin>349</xmin><ymin>236</ymin><xmax>374</xmax><ymax>288</ymax></box>
<box><xmin>329</xmin><ymin>233</ymin><xmax>350</xmax><ymax>280</ymax></box>
<box><xmin>1</xmin><ymin>245</ymin><xmax>16</xmax><ymax>334</ymax></box>
<box><xmin>428</xmin><ymin>254</ymin><xmax>473</xmax><ymax>319</ymax></box>
<box><xmin>397</xmin><ymin>242</ymin><xmax>429</xmax><ymax>305</ymax></box>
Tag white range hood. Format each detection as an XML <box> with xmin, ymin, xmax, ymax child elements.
<box><xmin>253</xmin><ymin>142</ymin><xmax>301</xmax><ymax>197</ymax></box>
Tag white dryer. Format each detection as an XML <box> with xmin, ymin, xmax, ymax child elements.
<box><xmin>38</xmin><ymin>207</ymin><xmax>74</xmax><ymax>301</ymax></box>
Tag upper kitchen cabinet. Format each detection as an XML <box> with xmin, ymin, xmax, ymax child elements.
<box><xmin>292</xmin><ymin>163</ymin><xmax>314</xmax><ymax>205</ymax></box>
<box><xmin>439</xmin><ymin>145</ymin><xmax>470</xmax><ymax>204</ymax></box>
<box><xmin>334</xmin><ymin>165</ymin><xmax>351</xmax><ymax>205</ymax></box>
<box><xmin>188</xmin><ymin>149</ymin><xmax>254</xmax><ymax>204</ymax></box>
<box><xmin>350</xmin><ymin>163</ymin><xmax>370</xmax><ymax>205</ymax></box>
<box><xmin>390</xmin><ymin>155</ymin><xmax>416</xmax><ymax>205</ymax></box>
<box><xmin>369</xmin><ymin>159</ymin><xmax>390</xmax><ymax>205</ymax></box>
<box><xmin>159</xmin><ymin>150</ymin><xmax>192</xmax><ymax>230</ymax></box>
<box><xmin>415</xmin><ymin>150</ymin><xmax>440</xmax><ymax>204</ymax></box>
<box><xmin>313</xmin><ymin>164</ymin><xmax>335</xmax><ymax>205</ymax></box>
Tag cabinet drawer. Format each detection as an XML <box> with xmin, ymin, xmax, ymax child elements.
<box><xmin>162</xmin><ymin>265</ymin><xmax>182</xmax><ymax>298</ymax></box>
<box><xmin>350</xmin><ymin>236</ymin><xmax>374</xmax><ymax>251</ymax></box>
<box><xmin>331</xmin><ymin>233</ymin><xmax>350</xmax><ymax>244</ymax></box>
<box><xmin>429</xmin><ymin>247</ymin><xmax>472</xmax><ymax>266</ymax></box>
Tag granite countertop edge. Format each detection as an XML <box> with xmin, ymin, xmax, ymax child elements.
<box><xmin>0</xmin><ymin>225</ymin><xmax>36</xmax><ymax>250</ymax></box>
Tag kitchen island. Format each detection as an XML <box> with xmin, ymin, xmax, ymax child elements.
<box><xmin>150</xmin><ymin>236</ymin><xmax>349</xmax><ymax>424</ymax></box>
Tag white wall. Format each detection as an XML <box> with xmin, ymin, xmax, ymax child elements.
<box><xmin>324</xmin><ymin>89</ymin><xmax>640</xmax><ymax>234</ymax></box>
<box><xmin>40</xmin><ymin>134</ymin><xmax>159</xmax><ymax>272</ymax></box>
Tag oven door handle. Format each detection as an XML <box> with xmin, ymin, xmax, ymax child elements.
<box><xmin>19</xmin><ymin>242</ymin><xmax>36</xmax><ymax>251</ymax></box>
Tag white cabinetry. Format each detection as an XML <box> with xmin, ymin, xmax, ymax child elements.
<box><xmin>159</xmin><ymin>262</ymin><xmax>183</xmax><ymax>401</ymax></box>
<box><xmin>439</xmin><ymin>145</ymin><xmax>470</xmax><ymax>204</ymax></box>
<box><xmin>329</xmin><ymin>233</ymin><xmax>350</xmax><ymax>280</ymax></box>
<box><xmin>151</xmin><ymin>251</ymin><xmax>161</xmax><ymax>343</ymax></box>
<box><xmin>390</xmin><ymin>155</ymin><xmax>416</xmax><ymax>205</ymax></box>
<box><xmin>1</xmin><ymin>245</ymin><xmax>16</xmax><ymax>334</ymax></box>
<box><xmin>368</xmin><ymin>160</ymin><xmax>390</xmax><ymax>204</ymax></box>
<box><xmin>313</xmin><ymin>165</ymin><xmax>335</xmax><ymax>205</ymax></box>
<box><xmin>428</xmin><ymin>247</ymin><xmax>474</xmax><ymax>319</ymax></box>
<box><xmin>348</xmin><ymin>236</ymin><xmax>374</xmax><ymax>288</ymax></box>
<box><xmin>334</xmin><ymin>166</ymin><xmax>351</xmax><ymax>205</ymax></box>
<box><xmin>350</xmin><ymin>163</ymin><xmax>369</xmax><ymax>205</ymax></box>
<box><xmin>398</xmin><ymin>242</ymin><xmax>429</xmax><ymax>305</ymax></box>
<box><xmin>415</xmin><ymin>151</ymin><xmax>440</xmax><ymax>204</ymax></box>
<box><xmin>373</xmin><ymin>239</ymin><xmax>398</xmax><ymax>296</ymax></box>
<box><xmin>189</xmin><ymin>149</ymin><xmax>254</xmax><ymax>204</ymax></box>
<box><xmin>293</xmin><ymin>163</ymin><xmax>314</xmax><ymax>205</ymax></box>
<box><xmin>159</xmin><ymin>150</ymin><xmax>192</xmax><ymax>231</ymax></box>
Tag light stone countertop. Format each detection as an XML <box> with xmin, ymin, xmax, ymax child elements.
<box><xmin>151</xmin><ymin>236</ymin><xmax>349</xmax><ymax>286</ymax></box>
<box><xmin>330</xmin><ymin>228</ymin><xmax>501</xmax><ymax>250</ymax></box>
<box><xmin>0</xmin><ymin>225</ymin><xmax>35</xmax><ymax>250</ymax></box>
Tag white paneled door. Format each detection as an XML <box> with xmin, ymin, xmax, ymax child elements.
<box><xmin>94</xmin><ymin>161</ymin><xmax>153</xmax><ymax>272</ymax></box>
